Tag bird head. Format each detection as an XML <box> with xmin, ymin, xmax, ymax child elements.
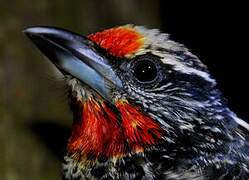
<box><xmin>24</xmin><ymin>25</ymin><xmax>238</xmax><ymax>163</ymax></box>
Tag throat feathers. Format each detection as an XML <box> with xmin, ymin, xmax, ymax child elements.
<box><xmin>68</xmin><ymin>97</ymin><xmax>164</xmax><ymax>161</ymax></box>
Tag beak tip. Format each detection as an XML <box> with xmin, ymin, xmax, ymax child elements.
<box><xmin>23</xmin><ymin>26</ymin><xmax>57</xmax><ymax>36</ymax></box>
<box><xmin>23</xmin><ymin>28</ymin><xmax>31</xmax><ymax>37</ymax></box>
<box><xmin>23</xmin><ymin>27</ymin><xmax>43</xmax><ymax>40</ymax></box>
<box><xmin>23</xmin><ymin>27</ymin><xmax>38</xmax><ymax>34</ymax></box>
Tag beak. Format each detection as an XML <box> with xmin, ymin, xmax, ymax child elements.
<box><xmin>24</xmin><ymin>26</ymin><xmax>122</xmax><ymax>101</ymax></box>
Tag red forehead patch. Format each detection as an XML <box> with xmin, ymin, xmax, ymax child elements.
<box><xmin>88</xmin><ymin>26</ymin><xmax>144</xmax><ymax>57</ymax></box>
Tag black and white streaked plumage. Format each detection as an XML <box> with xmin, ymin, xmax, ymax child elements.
<box><xmin>24</xmin><ymin>25</ymin><xmax>249</xmax><ymax>180</ymax></box>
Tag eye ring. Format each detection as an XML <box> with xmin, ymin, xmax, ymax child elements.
<box><xmin>133</xmin><ymin>59</ymin><xmax>158</xmax><ymax>83</ymax></box>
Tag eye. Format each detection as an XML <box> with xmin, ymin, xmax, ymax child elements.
<box><xmin>133</xmin><ymin>60</ymin><xmax>158</xmax><ymax>83</ymax></box>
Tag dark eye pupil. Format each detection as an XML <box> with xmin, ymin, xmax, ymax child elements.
<box><xmin>133</xmin><ymin>60</ymin><xmax>158</xmax><ymax>82</ymax></box>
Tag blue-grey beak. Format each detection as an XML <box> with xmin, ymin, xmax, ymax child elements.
<box><xmin>24</xmin><ymin>26</ymin><xmax>122</xmax><ymax>101</ymax></box>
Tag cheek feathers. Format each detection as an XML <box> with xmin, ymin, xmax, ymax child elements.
<box><xmin>88</xmin><ymin>26</ymin><xmax>144</xmax><ymax>57</ymax></box>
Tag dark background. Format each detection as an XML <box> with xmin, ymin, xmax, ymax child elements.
<box><xmin>0</xmin><ymin>1</ymin><xmax>247</xmax><ymax>179</ymax></box>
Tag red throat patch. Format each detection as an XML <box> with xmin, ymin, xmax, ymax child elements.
<box><xmin>68</xmin><ymin>98</ymin><xmax>163</xmax><ymax>161</ymax></box>
<box><xmin>88</xmin><ymin>26</ymin><xmax>144</xmax><ymax>57</ymax></box>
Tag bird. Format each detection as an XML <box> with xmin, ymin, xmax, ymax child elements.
<box><xmin>24</xmin><ymin>25</ymin><xmax>249</xmax><ymax>180</ymax></box>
